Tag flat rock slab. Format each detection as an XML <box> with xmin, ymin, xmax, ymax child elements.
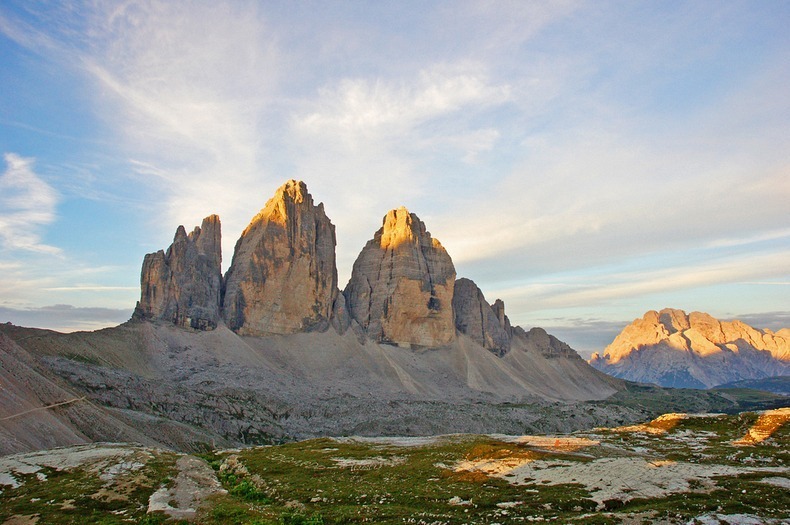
<box><xmin>148</xmin><ymin>455</ymin><xmax>226</xmax><ymax>520</ymax></box>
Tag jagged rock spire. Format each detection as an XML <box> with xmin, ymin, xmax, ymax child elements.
<box><xmin>453</xmin><ymin>278</ymin><xmax>512</xmax><ymax>356</ymax></box>
<box><xmin>222</xmin><ymin>180</ymin><xmax>339</xmax><ymax>335</ymax></box>
<box><xmin>135</xmin><ymin>215</ymin><xmax>222</xmax><ymax>330</ymax></box>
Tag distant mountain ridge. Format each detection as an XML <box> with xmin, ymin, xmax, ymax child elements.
<box><xmin>589</xmin><ymin>308</ymin><xmax>790</xmax><ymax>388</ymax></box>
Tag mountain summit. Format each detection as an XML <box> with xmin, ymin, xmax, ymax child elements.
<box><xmin>222</xmin><ymin>180</ymin><xmax>340</xmax><ymax>335</ymax></box>
<box><xmin>344</xmin><ymin>206</ymin><xmax>456</xmax><ymax>347</ymax></box>
<box><xmin>589</xmin><ymin>308</ymin><xmax>790</xmax><ymax>388</ymax></box>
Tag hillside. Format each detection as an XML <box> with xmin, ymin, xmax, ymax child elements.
<box><xmin>0</xmin><ymin>320</ymin><xmax>626</xmax><ymax>454</ymax></box>
<box><xmin>589</xmin><ymin>308</ymin><xmax>790</xmax><ymax>388</ymax></box>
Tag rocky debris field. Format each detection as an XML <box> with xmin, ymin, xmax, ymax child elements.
<box><xmin>0</xmin><ymin>409</ymin><xmax>787</xmax><ymax>524</ymax></box>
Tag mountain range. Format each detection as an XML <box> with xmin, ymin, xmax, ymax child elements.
<box><xmin>1</xmin><ymin>180</ymin><xmax>631</xmax><ymax>456</ymax></box>
<box><xmin>589</xmin><ymin>308</ymin><xmax>790</xmax><ymax>388</ymax></box>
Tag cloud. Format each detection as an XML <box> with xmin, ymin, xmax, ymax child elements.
<box><xmin>0</xmin><ymin>304</ymin><xmax>131</xmax><ymax>332</ymax></box>
<box><xmin>296</xmin><ymin>64</ymin><xmax>510</xmax><ymax>142</ymax></box>
<box><xmin>495</xmin><ymin>250</ymin><xmax>790</xmax><ymax>312</ymax></box>
<box><xmin>13</xmin><ymin>1</ymin><xmax>286</xmax><ymax>264</ymax></box>
<box><xmin>730</xmin><ymin>311</ymin><xmax>790</xmax><ymax>332</ymax></box>
<box><xmin>0</xmin><ymin>153</ymin><xmax>60</xmax><ymax>254</ymax></box>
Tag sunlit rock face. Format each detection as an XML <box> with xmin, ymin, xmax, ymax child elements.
<box><xmin>344</xmin><ymin>207</ymin><xmax>456</xmax><ymax>347</ymax></box>
<box><xmin>135</xmin><ymin>215</ymin><xmax>222</xmax><ymax>330</ymax></box>
<box><xmin>222</xmin><ymin>180</ymin><xmax>338</xmax><ymax>336</ymax></box>
<box><xmin>453</xmin><ymin>278</ymin><xmax>512</xmax><ymax>356</ymax></box>
<box><xmin>590</xmin><ymin>308</ymin><xmax>790</xmax><ymax>388</ymax></box>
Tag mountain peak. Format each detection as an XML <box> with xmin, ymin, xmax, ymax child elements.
<box><xmin>135</xmin><ymin>215</ymin><xmax>222</xmax><ymax>330</ymax></box>
<box><xmin>344</xmin><ymin>208</ymin><xmax>456</xmax><ymax>347</ymax></box>
<box><xmin>590</xmin><ymin>308</ymin><xmax>790</xmax><ymax>388</ymax></box>
<box><xmin>378</xmin><ymin>206</ymin><xmax>434</xmax><ymax>249</ymax></box>
<box><xmin>222</xmin><ymin>180</ymin><xmax>338</xmax><ymax>336</ymax></box>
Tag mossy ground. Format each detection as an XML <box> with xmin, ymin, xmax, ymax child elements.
<box><xmin>0</xmin><ymin>451</ymin><xmax>179</xmax><ymax>525</ymax></box>
<box><xmin>0</xmin><ymin>411</ymin><xmax>787</xmax><ymax>524</ymax></box>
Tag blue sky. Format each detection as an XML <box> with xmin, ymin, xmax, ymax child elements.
<box><xmin>0</xmin><ymin>1</ymin><xmax>788</xmax><ymax>357</ymax></box>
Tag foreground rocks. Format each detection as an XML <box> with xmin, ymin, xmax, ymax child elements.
<box><xmin>2</xmin><ymin>410</ymin><xmax>787</xmax><ymax>524</ymax></box>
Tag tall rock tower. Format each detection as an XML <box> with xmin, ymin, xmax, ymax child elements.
<box><xmin>344</xmin><ymin>207</ymin><xmax>456</xmax><ymax>347</ymax></box>
<box><xmin>222</xmin><ymin>180</ymin><xmax>339</xmax><ymax>335</ymax></box>
<box><xmin>135</xmin><ymin>215</ymin><xmax>222</xmax><ymax>330</ymax></box>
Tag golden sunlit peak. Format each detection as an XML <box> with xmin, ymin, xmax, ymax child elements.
<box><xmin>276</xmin><ymin>179</ymin><xmax>308</xmax><ymax>204</ymax></box>
<box><xmin>379</xmin><ymin>206</ymin><xmax>422</xmax><ymax>248</ymax></box>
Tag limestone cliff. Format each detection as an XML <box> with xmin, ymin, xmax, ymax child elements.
<box><xmin>135</xmin><ymin>215</ymin><xmax>222</xmax><ymax>330</ymax></box>
<box><xmin>589</xmin><ymin>308</ymin><xmax>790</xmax><ymax>388</ymax></box>
<box><xmin>453</xmin><ymin>278</ymin><xmax>511</xmax><ymax>356</ymax></box>
<box><xmin>344</xmin><ymin>207</ymin><xmax>456</xmax><ymax>347</ymax></box>
<box><xmin>222</xmin><ymin>180</ymin><xmax>338</xmax><ymax>335</ymax></box>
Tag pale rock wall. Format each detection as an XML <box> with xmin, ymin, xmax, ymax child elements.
<box><xmin>344</xmin><ymin>207</ymin><xmax>456</xmax><ymax>347</ymax></box>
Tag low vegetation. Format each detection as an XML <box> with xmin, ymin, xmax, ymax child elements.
<box><xmin>0</xmin><ymin>410</ymin><xmax>787</xmax><ymax>524</ymax></box>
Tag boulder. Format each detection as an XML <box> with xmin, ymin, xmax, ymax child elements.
<box><xmin>135</xmin><ymin>215</ymin><xmax>222</xmax><ymax>330</ymax></box>
<box><xmin>222</xmin><ymin>180</ymin><xmax>338</xmax><ymax>335</ymax></box>
<box><xmin>344</xmin><ymin>207</ymin><xmax>456</xmax><ymax>347</ymax></box>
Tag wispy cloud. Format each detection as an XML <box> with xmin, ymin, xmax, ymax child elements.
<box><xmin>79</xmin><ymin>2</ymin><xmax>282</xmax><ymax>244</ymax></box>
<box><xmin>297</xmin><ymin>64</ymin><xmax>510</xmax><ymax>142</ymax></box>
<box><xmin>0</xmin><ymin>153</ymin><xmax>60</xmax><ymax>254</ymax></box>
<box><xmin>492</xmin><ymin>250</ymin><xmax>790</xmax><ymax>317</ymax></box>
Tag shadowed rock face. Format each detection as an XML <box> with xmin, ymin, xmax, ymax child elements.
<box><xmin>344</xmin><ymin>207</ymin><xmax>456</xmax><ymax>347</ymax></box>
<box><xmin>135</xmin><ymin>215</ymin><xmax>222</xmax><ymax>330</ymax></box>
<box><xmin>222</xmin><ymin>180</ymin><xmax>338</xmax><ymax>336</ymax></box>
<box><xmin>453</xmin><ymin>278</ymin><xmax>511</xmax><ymax>356</ymax></box>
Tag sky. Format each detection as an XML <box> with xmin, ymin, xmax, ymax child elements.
<box><xmin>0</xmin><ymin>1</ymin><xmax>788</xmax><ymax>357</ymax></box>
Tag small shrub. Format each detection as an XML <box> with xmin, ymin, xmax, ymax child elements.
<box><xmin>229</xmin><ymin>479</ymin><xmax>269</xmax><ymax>502</ymax></box>
<box><xmin>279</xmin><ymin>511</ymin><xmax>324</xmax><ymax>525</ymax></box>
<box><xmin>137</xmin><ymin>514</ymin><xmax>167</xmax><ymax>525</ymax></box>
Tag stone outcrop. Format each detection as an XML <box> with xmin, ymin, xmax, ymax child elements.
<box><xmin>135</xmin><ymin>215</ymin><xmax>222</xmax><ymax>330</ymax></box>
<box><xmin>453</xmin><ymin>278</ymin><xmax>511</xmax><ymax>356</ymax></box>
<box><xmin>222</xmin><ymin>180</ymin><xmax>338</xmax><ymax>336</ymax></box>
<box><xmin>590</xmin><ymin>308</ymin><xmax>790</xmax><ymax>388</ymax></box>
<box><xmin>344</xmin><ymin>207</ymin><xmax>456</xmax><ymax>347</ymax></box>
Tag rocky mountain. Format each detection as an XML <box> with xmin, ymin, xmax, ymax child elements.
<box><xmin>344</xmin><ymin>206</ymin><xmax>456</xmax><ymax>347</ymax></box>
<box><xmin>1</xmin><ymin>179</ymin><xmax>641</xmax><ymax>456</ymax></box>
<box><xmin>590</xmin><ymin>308</ymin><xmax>790</xmax><ymax>388</ymax></box>
<box><xmin>222</xmin><ymin>180</ymin><xmax>340</xmax><ymax>336</ymax></box>
<box><xmin>134</xmin><ymin>215</ymin><xmax>222</xmax><ymax>330</ymax></box>
<box><xmin>453</xmin><ymin>277</ymin><xmax>512</xmax><ymax>356</ymax></box>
